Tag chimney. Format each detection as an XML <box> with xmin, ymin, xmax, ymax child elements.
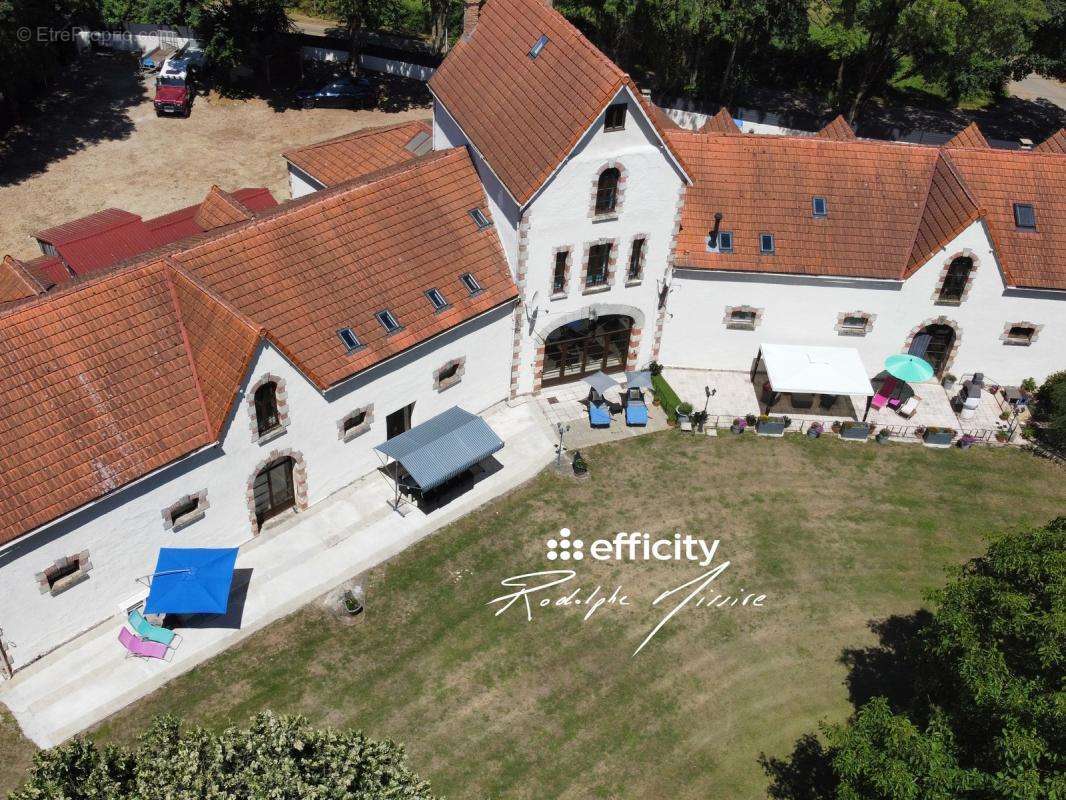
<box><xmin>462</xmin><ymin>0</ymin><xmax>480</xmax><ymax>40</ymax></box>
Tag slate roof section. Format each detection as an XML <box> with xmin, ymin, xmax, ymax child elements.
<box><xmin>0</xmin><ymin>262</ymin><xmax>217</xmax><ymax>545</ymax></box>
<box><xmin>429</xmin><ymin>0</ymin><xmax>686</xmax><ymax>205</ymax></box>
<box><xmin>945</xmin><ymin>122</ymin><xmax>990</xmax><ymax>149</ymax></box>
<box><xmin>946</xmin><ymin>148</ymin><xmax>1066</xmax><ymax>290</ymax></box>
<box><xmin>670</xmin><ymin>131</ymin><xmax>940</xmax><ymax>279</ymax></box>
<box><xmin>816</xmin><ymin>115</ymin><xmax>857</xmax><ymax>141</ymax></box>
<box><xmin>699</xmin><ymin>108</ymin><xmax>741</xmax><ymax>135</ymax></box>
<box><xmin>1034</xmin><ymin>128</ymin><xmax>1066</xmax><ymax>155</ymax></box>
<box><xmin>282</xmin><ymin>121</ymin><xmax>434</xmax><ymax>187</ymax></box>
<box><xmin>174</xmin><ymin>148</ymin><xmax>518</xmax><ymax>388</ymax></box>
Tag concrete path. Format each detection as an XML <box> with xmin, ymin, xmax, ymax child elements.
<box><xmin>0</xmin><ymin>400</ymin><xmax>555</xmax><ymax>748</ymax></box>
<box><xmin>1008</xmin><ymin>74</ymin><xmax>1066</xmax><ymax>111</ymax></box>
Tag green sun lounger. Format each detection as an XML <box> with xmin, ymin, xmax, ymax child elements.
<box><xmin>128</xmin><ymin>608</ymin><xmax>179</xmax><ymax>648</ymax></box>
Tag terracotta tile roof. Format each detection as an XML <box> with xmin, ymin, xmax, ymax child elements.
<box><xmin>194</xmin><ymin>186</ymin><xmax>254</xmax><ymax>230</ymax></box>
<box><xmin>1034</xmin><ymin>128</ymin><xmax>1066</xmax><ymax>154</ymax></box>
<box><xmin>429</xmin><ymin>0</ymin><xmax>686</xmax><ymax>205</ymax></box>
<box><xmin>173</xmin><ymin>148</ymin><xmax>518</xmax><ymax>388</ymax></box>
<box><xmin>945</xmin><ymin>122</ymin><xmax>990</xmax><ymax>149</ymax></box>
<box><xmin>699</xmin><ymin>108</ymin><xmax>741</xmax><ymax>135</ymax></box>
<box><xmin>23</xmin><ymin>256</ymin><xmax>68</xmax><ymax>288</ymax></box>
<box><xmin>669</xmin><ymin>130</ymin><xmax>940</xmax><ymax>279</ymax></box>
<box><xmin>166</xmin><ymin>264</ymin><xmax>261</xmax><ymax>437</ymax></box>
<box><xmin>905</xmin><ymin>153</ymin><xmax>981</xmax><ymax>275</ymax></box>
<box><xmin>945</xmin><ymin>147</ymin><xmax>1066</xmax><ymax>289</ymax></box>
<box><xmin>0</xmin><ymin>256</ymin><xmax>47</xmax><ymax>304</ymax></box>
<box><xmin>816</xmin><ymin>115</ymin><xmax>857</xmax><ymax>141</ymax></box>
<box><xmin>282</xmin><ymin>121</ymin><xmax>434</xmax><ymax>187</ymax></box>
<box><xmin>145</xmin><ymin>187</ymin><xmax>277</xmax><ymax>243</ymax></box>
<box><xmin>642</xmin><ymin>98</ymin><xmax>680</xmax><ymax>131</ymax></box>
<box><xmin>0</xmin><ymin>262</ymin><xmax>219</xmax><ymax>546</ymax></box>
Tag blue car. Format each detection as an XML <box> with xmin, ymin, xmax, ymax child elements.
<box><xmin>296</xmin><ymin>75</ymin><xmax>377</xmax><ymax>109</ymax></box>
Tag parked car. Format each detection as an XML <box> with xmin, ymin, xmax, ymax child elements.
<box><xmin>154</xmin><ymin>62</ymin><xmax>192</xmax><ymax>117</ymax></box>
<box><xmin>295</xmin><ymin>75</ymin><xmax>376</xmax><ymax>109</ymax></box>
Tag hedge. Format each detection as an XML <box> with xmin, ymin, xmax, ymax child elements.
<box><xmin>652</xmin><ymin>374</ymin><xmax>682</xmax><ymax>421</ymax></box>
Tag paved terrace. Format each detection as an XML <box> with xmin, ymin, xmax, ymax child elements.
<box><xmin>0</xmin><ymin>401</ymin><xmax>556</xmax><ymax>748</ymax></box>
<box><xmin>535</xmin><ymin>378</ymin><xmax>670</xmax><ymax>449</ymax></box>
<box><xmin>664</xmin><ymin>368</ymin><xmax>1012</xmax><ymax>440</ymax></box>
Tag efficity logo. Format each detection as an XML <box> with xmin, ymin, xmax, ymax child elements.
<box><xmin>546</xmin><ymin>528</ymin><xmax>718</xmax><ymax>566</ymax></box>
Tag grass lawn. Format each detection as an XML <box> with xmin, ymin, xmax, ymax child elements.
<box><xmin>7</xmin><ymin>434</ymin><xmax>1065</xmax><ymax>798</ymax></box>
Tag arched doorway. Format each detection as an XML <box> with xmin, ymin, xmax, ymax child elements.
<box><xmin>920</xmin><ymin>323</ymin><xmax>956</xmax><ymax>378</ymax></box>
<box><xmin>252</xmin><ymin>456</ymin><xmax>296</xmax><ymax>526</ymax></box>
<box><xmin>542</xmin><ymin>314</ymin><xmax>633</xmax><ymax>387</ymax></box>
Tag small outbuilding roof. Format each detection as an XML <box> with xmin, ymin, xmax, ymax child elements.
<box><xmin>760</xmin><ymin>343</ymin><xmax>874</xmax><ymax>397</ymax></box>
<box><xmin>375</xmin><ymin>406</ymin><xmax>503</xmax><ymax>492</ymax></box>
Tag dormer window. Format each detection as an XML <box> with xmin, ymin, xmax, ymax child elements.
<box><xmin>707</xmin><ymin>230</ymin><xmax>733</xmax><ymax>253</ymax></box>
<box><xmin>759</xmin><ymin>233</ymin><xmax>775</xmax><ymax>254</ymax></box>
<box><xmin>337</xmin><ymin>327</ymin><xmax>363</xmax><ymax>353</ymax></box>
<box><xmin>1013</xmin><ymin>203</ymin><xmax>1036</xmax><ymax>230</ymax></box>
<box><xmin>460</xmin><ymin>272</ymin><xmax>482</xmax><ymax>295</ymax></box>
<box><xmin>604</xmin><ymin>103</ymin><xmax>626</xmax><ymax>132</ymax></box>
<box><xmin>376</xmin><ymin>310</ymin><xmax>401</xmax><ymax>333</ymax></box>
<box><xmin>812</xmin><ymin>197</ymin><xmax>828</xmax><ymax>218</ymax></box>
<box><xmin>529</xmin><ymin>34</ymin><xmax>549</xmax><ymax>59</ymax></box>
<box><xmin>468</xmin><ymin>208</ymin><xmax>491</xmax><ymax>230</ymax></box>
<box><xmin>426</xmin><ymin>288</ymin><xmax>448</xmax><ymax>311</ymax></box>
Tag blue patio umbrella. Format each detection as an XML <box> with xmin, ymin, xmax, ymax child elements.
<box><xmin>884</xmin><ymin>353</ymin><xmax>934</xmax><ymax>383</ymax></box>
<box><xmin>144</xmin><ymin>547</ymin><xmax>239</xmax><ymax>615</ymax></box>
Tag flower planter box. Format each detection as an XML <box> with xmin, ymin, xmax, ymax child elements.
<box><xmin>756</xmin><ymin>417</ymin><xmax>789</xmax><ymax>437</ymax></box>
<box><xmin>922</xmin><ymin>428</ymin><xmax>956</xmax><ymax>448</ymax></box>
<box><xmin>839</xmin><ymin>422</ymin><xmax>871</xmax><ymax>441</ymax></box>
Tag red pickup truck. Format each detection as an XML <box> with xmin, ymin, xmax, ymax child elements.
<box><xmin>154</xmin><ymin>62</ymin><xmax>191</xmax><ymax>117</ymax></box>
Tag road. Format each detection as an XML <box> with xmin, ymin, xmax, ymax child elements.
<box><xmin>1008</xmin><ymin>73</ymin><xmax>1066</xmax><ymax>111</ymax></box>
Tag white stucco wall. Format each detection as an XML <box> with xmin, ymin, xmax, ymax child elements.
<box><xmin>659</xmin><ymin>221</ymin><xmax>1065</xmax><ymax>385</ymax></box>
<box><xmin>287</xmin><ymin>164</ymin><xmax>324</xmax><ymax>199</ymax></box>
<box><xmin>432</xmin><ymin>101</ymin><xmax>522</xmax><ymax>275</ymax></box>
<box><xmin>513</xmin><ymin>86</ymin><xmax>687</xmax><ymax>395</ymax></box>
<box><xmin>0</xmin><ymin>302</ymin><xmax>515</xmax><ymax>671</ymax></box>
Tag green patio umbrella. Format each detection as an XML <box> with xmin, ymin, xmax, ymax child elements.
<box><xmin>884</xmin><ymin>353</ymin><xmax>934</xmax><ymax>383</ymax></box>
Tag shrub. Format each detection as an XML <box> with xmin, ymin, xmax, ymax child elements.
<box><xmin>1034</xmin><ymin>371</ymin><xmax>1066</xmax><ymax>449</ymax></box>
<box><xmin>677</xmin><ymin>401</ymin><xmax>694</xmax><ymax>416</ymax></box>
<box><xmin>651</xmin><ymin>373</ymin><xmax>682</xmax><ymax>421</ymax></box>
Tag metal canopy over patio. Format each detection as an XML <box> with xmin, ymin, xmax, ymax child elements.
<box><xmin>753</xmin><ymin>343</ymin><xmax>875</xmax><ymax>397</ymax></box>
<box><xmin>375</xmin><ymin>406</ymin><xmax>504</xmax><ymax>507</ymax></box>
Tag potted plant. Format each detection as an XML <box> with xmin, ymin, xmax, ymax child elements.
<box><xmin>691</xmin><ymin>409</ymin><xmax>709</xmax><ymax>433</ymax></box>
<box><xmin>676</xmin><ymin>401</ymin><xmax>693</xmax><ymax>430</ymax></box>
<box><xmin>572</xmin><ymin>451</ymin><xmax>589</xmax><ymax>475</ymax></box>
<box><xmin>807</xmin><ymin>421</ymin><xmax>824</xmax><ymax>438</ymax></box>
<box><xmin>756</xmin><ymin>414</ymin><xmax>790</xmax><ymax>436</ymax></box>
<box><xmin>831</xmin><ymin>420</ymin><xmax>842</xmax><ymax>434</ymax></box>
<box><xmin>942</xmin><ymin>373</ymin><xmax>957</xmax><ymax>392</ymax></box>
<box><xmin>839</xmin><ymin>420</ymin><xmax>872</xmax><ymax>440</ymax></box>
<box><xmin>875</xmin><ymin>428</ymin><xmax>891</xmax><ymax>443</ymax></box>
<box><xmin>342</xmin><ymin>590</ymin><xmax>364</xmax><ymax>616</ymax></box>
<box><xmin>999</xmin><ymin>410</ymin><xmax>1011</xmax><ymax>421</ymax></box>
<box><xmin>730</xmin><ymin>417</ymin><xmax>747</xmax><ymax>434</ymax></box>
<box><xmin>648</xmin><ymin>361</ymin><xmax>663</xmax><ymax>377</ymax></box>
<box><xmin>995</xmin><ymin>430</ymin><xmax>1010</xmax><ymax>443</ymax></box>
<box><xmin>958</xmin><ymin>434</ymin><xmax>977</xmax><ymax>450</ymax></box>
<box><xmin>922</xmin><ymin>426</ymin><xmax>956</xmax><ymax>447</ymax></box>
<box><xmin>745</xmin><ymin>413</ymin><xmax>757</xmax><ymax>427</ymax></box>
<box><xmin>1020</xmin><ymin>377</ymin><xmax>1037</xmax><ymax>397</ymax></box>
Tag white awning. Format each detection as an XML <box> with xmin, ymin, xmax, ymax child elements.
<box><xmin>760</xmin><ymin>343</ymin><xmax>874</xmax><ymax>396</ymax></box>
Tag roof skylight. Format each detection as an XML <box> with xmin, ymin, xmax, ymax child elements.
<box><xmin>468</xmin><ymin>208</ymin><xmax>491</xmax><ymax>230</ymax></box>
<box><xmin>337</xmin><ymin>327</ymin><xmax>363</xmax><ymax>352</ymax></box>
<box><xmin>426</xmin><ymin>288</ymin><xmax>448</xmax><ymax>310</ymax></box>
<box><xmin>376</xmin><ymin>310</ymin><xmax>401</xmax><ymax>333</ymax></box>
<box><xmin>529</xmin><ymin>34</ymin><xmax>549</xmax><ymax>59</ymax></box>
<box><xmin>1013</xmin><ymin>203</ymin><xmax>1036</xmax><ymax>230</ymax></box>
<box><xmin>405</xmin><ymin>130</ymin><xmax>433</xmax><ymax>156</ymax></box>
<box><xmin>460</xmin><ymin>272</ymin><xmax>482</xmax><ymax>295</ymax></box>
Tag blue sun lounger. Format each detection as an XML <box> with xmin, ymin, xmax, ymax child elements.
<box><xmin>624</xmin><ymin>387</ymin><xmax>649</xmax><ymax>426</ymax></box>
<box><xmin>588</xmin><ymin>401</ymin><xmax>612</xmax><ymax>428</ymax></box>
<box><xmin>127</xmin><ymin>608</ymin><xmax>179</xmax><ymax>649</ymax></box>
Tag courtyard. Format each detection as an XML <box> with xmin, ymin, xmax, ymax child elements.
<box><xmin>3</xmin><ymin>430</ymin><xmax>1063</xmax><ymax>799</ymax></box>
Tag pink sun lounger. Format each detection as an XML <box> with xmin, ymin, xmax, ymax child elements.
<box><xmin>118</xmin><ymin>626</ymin><xmax>172</xmax><ymax>661</ymax></box>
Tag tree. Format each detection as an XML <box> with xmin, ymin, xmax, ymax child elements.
<box><xmin>766</xmin><ymin>517</ymin><xmax>1066</xmax><ymax>800</ymax></box>
<box><xmin>12</xmin><ymin>712</ymin><xmax>438</xmax><ymax>800</ymax></box>
<box><xmin>197</xmin><ymin>0</ymin><xmax>289</xmax><ymax>85</ymax></box>
<box><xmin>1033</xmin><ymin>370</ymin><xmax>1066</xmax><ymax>449</ymax></box>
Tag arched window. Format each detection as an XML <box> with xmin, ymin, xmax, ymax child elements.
<box><xmin>938</xmin><ymin>257</ymin><xmax>973</xmax><ymax>304</ymax></box>
<box><xmin>254</xmin><ymin>381</ymin><xmax>281</xmax><ymax>436</ymax></box>
<box><xmin>595</xmin><ymin>168</ymin><xmax>620</xmax><ymax>215</ymax></box>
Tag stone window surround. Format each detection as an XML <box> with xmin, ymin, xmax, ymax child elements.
<box><xmin>246</xmin><ymin>449</ymin><xmax>309</xmax><ymax>535</ymax></box>
<box><xmin>36</xmin><ymin>551</ymin><xmax>92</xmax><ymax>596</ymax></box>
<box><xmin>580</xmin><ymin>237</ymin><xmax>619</xmax><ymax>294</ymax></box>
<box><xmin>247</xmin><ymin>373</ymin><xmax>290</xmax><ymax>445</ymax></box>
<box><xmin>626</xmin><ymin>234</ymin><xmax>649</xmax><ymax>285</ymax></box>
<box><xmin>434</xmin><ymin>356</ymin><xmax>466</xmax><ymax>392</ymax></box>
<box><xmin>337</xmin><ymin>403</ymin><xmax>374</xmax><ymax>442</ymax></box>
<box><xmin>588</xmin><ymin>160</ymin><xmax>627</xmax><ymax>220</ymax></box>
<box><xmin>550</xmin><ymin>246</ymin><xmax>572</xmax><ymax>299</ymax></box>
<box><xmin>162</xmin><ymin>489</ymin><xmax>209</xmax><ymax>532</ymax></box>
<box><xmin>836</xmin><ymin>310</ymin><xmax>876</xmax><ymax>337</ymax></box>
<box><xmin>1001</xmin><ymin>321</ymin><xmax>1043</xmax><ymax>346</ymax></box>
<box><xmin>902</xmin><ymin>316</ymin><xmax>962</xmax><ymax>376</ymax></box>
<box><xmin>932</xmin><ymin>249</ymin><xmax>979</xmax><ymax>306</ymax></box>
<box><xmin>723</xmin><ymin>304</ymin><xmax>764</xmax><ymax>331</ymax></box>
